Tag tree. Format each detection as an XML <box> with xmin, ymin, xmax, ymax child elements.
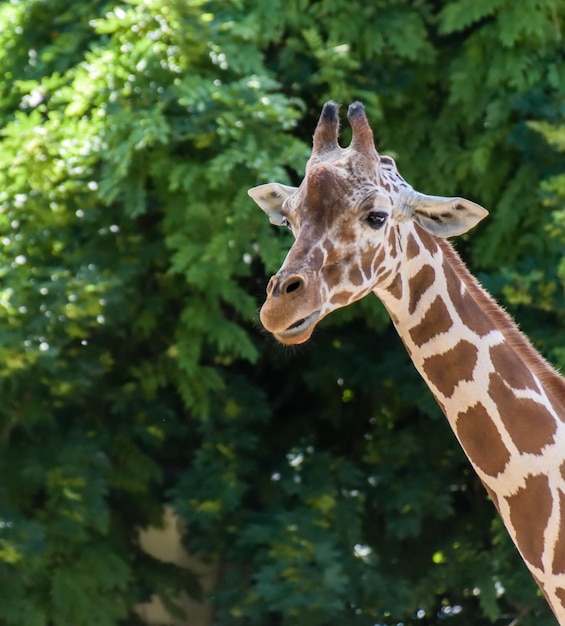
<box><xmin>0</xmin><ymin>0</ymin><xmax>563</xmax><ymax>624</ymax></box>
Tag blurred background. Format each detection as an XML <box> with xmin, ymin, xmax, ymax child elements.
<box><xmin>0</xmin><ymin>1</ymin><xmax>564</xmax><ymax>624</ymax></box>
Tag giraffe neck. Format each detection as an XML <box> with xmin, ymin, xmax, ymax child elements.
<box><xmin>375</xmin><ymin>224</ymin><xmax>565</xmax><ymax>623</ymax></box>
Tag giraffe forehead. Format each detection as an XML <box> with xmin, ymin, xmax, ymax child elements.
<box><xmin>286</xmin><ymin>160</ymin><xmax>398</xmax><ymax>268</ymax></box>
<box><xmin>295</xmin><ymin>162</ymin><xmax>388</xmax><ymax>225</ymax></box>
<box><xmin>304</xmin><ymin>165</ymin><xmax>349</xmax><ymax>207</ymax></box>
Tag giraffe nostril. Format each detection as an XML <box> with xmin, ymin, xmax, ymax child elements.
<box><xmin>280</xmin><ymin>275</ymin><xmax>305</xmax><ymax>296</ymax></box>
<box><xmin>285</xmin><ymin>280</ymin><xmax>302</xmax><ymax>294</ymax></box>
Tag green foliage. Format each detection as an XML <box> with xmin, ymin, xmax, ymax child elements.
<box><xmin>0</xmin><ymin>0</ymin><xmax>563</xmax><ymax>625</ymax></box>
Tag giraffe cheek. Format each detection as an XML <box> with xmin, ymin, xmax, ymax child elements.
<box><xmin>358</xmin><ymin>246</ymin><xmax>385</xmax><ymax>285</ymax></box>
<box><xmin>348</xmin><ymin>267</ymin><xmax>364</xmax><ymax>286</ymax></box>
<box><xmin>360</xmin><ymin>248</ymin><xmax>375</xmax><ymax>278</ymax></box>
<box><xmin>321</xmin><ymin>263</ymin><xmax>343</xmax><ymax>290</ymax></box>
<box><xmin>371</xmin><ymin>247</ymin><xmax>386</xmax><ymax>275</ymax></box>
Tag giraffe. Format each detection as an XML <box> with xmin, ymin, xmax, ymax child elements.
<box><xmin>248</xmin><ymin>101</ymin><xmax>565</xmax><ymax>624</ymax></box>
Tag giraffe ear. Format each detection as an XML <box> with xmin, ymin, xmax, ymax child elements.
<box><xmin>396</xmin><ymin>191</ymin><xmax>489</xmax><ymax>237</ymax></box>
<box><xmin>247</xmin><ymin>183</ymin><xmax>298</xmax><ymax>226</ymax></box>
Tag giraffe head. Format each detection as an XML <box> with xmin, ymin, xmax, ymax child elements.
<box><xmin>249</xmin><ymin>101</ymin><xmax>488</xmax><ymax>344</ymax></box>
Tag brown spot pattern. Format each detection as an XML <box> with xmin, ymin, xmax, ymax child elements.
<box><xmin>361</xmin><ymin>248</ymin><xmax>376</xmax><ymax>278</ymax></box>
<box><xmin>370</xmin><ymin>248</ymin><xmax>385</xmax><ymax>276</ymax></box>
<box><xmin>309</xmin><ymin>247</ymin><xmax>324</xmax><ymax>272</ymax></box>
<box><xmin>420</xmin><ymin>231</ymin><xmax>438</xmax><ymax>256</ymax></box>
<box><xmin>445</xmin><ymin>264</ymin><xmax>493</xmax><ymax>337</ymax></box>
<box><xmin>422</xmin><ymin>340</ymin><xmax>478</xmax><ymax>398</ymax></box>
<box><xmin>378</xmin><ymin>268</ymin><xmax>392</xmax><ymax>284</ymax></box>
<box><xmin>339</xmin><ymin>225</ymin><xmax>356</xmax><ymax>244</ymax></box>
<box><xmin>386</xmin><ymin>275</ymin><xmax>403</xmax><ymax>301</ymax></box>
<box><xmin>406</xmin><ymin>233</ymin><xmax>420</xmax><ymax>260</ymax></box>
<box><xmin>408</xmin><ymin>296</ymin><xmax>453</xmax><ymax>347</ymax></box>
<box><xmin>323</xmin><ymin>237</ymin><xmax>337</xmax><ymax>263</ymax></box>
<box><xmin>408</xmin><ymin>264</ymin><xmax>436</xmax><ymax>315</ymax></box>
<box><xmin>555</xmin><ymin>588</ymin><xmax>565</xmax><ymax>610</ymax></box>
<box><xmin>490</xmin><ymin>342</ymin><xmax>539</xmax><ymax>390</ymax></box>
<box><xmin>484</xmin><ymin>484</ymin><xmax>501</xmax><ymax>514</ymax></box>
<box><xmin>330</xmin><ymin>290</ymin><xmax>353</xmax><ymax>306</ymax></box>
<box><xmin>506</xmin><ymin>474</ymin><xmax>552</xmax><ymax>570</ymax></box>
<box><xmin>488</xmin><ymin>372</ymin><xmax>556</xmax><ymax>454</ymax></box>
<box><xmin>561</xmin><ymin>461</ymin><xmax>565</xmax><ymax>482</ymax></box>
<box><xmin>349</xmin><ymin>267</ymin><xmax>363</xmax><ymax>286</ymax></box>
<box><xmin>552</xmin><ymin>491</ymin><xmax>565</xmax><ymax>574</ymax></box>
<box><xmin>456</xmin><ymin>403</ymin><xmax>511</xmax><ymax>477</ymax></box>
<box><xmin>323</xmin><ymin>264</ymin><xmax>343</xmax><ymax>289</ymax></box>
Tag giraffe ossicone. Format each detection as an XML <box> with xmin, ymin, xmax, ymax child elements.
<box><xmin>248</xmin><ymin>101</ymin><xmax>565</xmax><ymax>624</ymax></box>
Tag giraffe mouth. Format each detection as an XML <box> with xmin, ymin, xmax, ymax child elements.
<box><xmin>275</xmin><ymin>311</ymin><xmax>320</xmax><ymax>344</ymax></box>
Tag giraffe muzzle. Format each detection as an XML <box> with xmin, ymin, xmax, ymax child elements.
<box><xmin>260</xmin><ymin>281</ymin><xmax>321</xmax><ymax>344</ymax></box>
<box><xmin>274</xmin><ymin>311</ymin><xmax>321</xmax><ymax>344</ymax></box>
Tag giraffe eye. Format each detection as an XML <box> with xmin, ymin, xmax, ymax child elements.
<box><xmin>366</xmin><ymin>211</ymin><xmax>388</xmax><ymax>229</ymax></box>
